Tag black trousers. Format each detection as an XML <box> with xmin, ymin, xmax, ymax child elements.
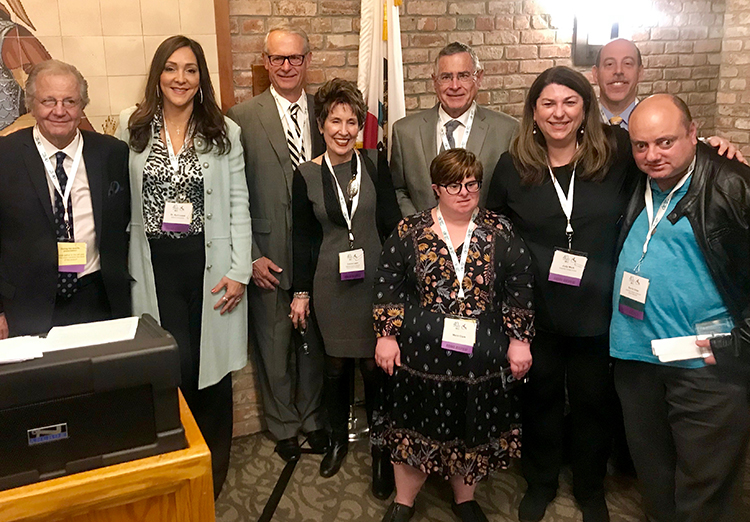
<box><xmin>52</xmin><ymin>271</ymin><xmax>112</xmax><ymax>327</ymax></box>
<box><xmin>150</xmin><ymin>234</ymin><xmax>234</xmax><ymax>498</ymax></box>
<box><xmin>521</xmin><ymin>330</ymin><xmax>613</xmax><ymax>503</ymax></box>
<box><xmin>615</xmin><ymin>359</ymin><xmax>750</xmax><ymax>522</ymax></box>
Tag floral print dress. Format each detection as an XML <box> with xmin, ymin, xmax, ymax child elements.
<box><xmin>372</xmin><ymin>208</ymin><xmax>535</xmax><ymax>484</ymax></box>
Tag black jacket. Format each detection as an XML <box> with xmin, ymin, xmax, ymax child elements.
<box><xmin>617</xmin><ymin>142</ymin><xmax>750</xmax><ymax>374</ymax></box>
<box><xmin>0</xmin><ymin>128</ymin><xmax>132</xmax><ymax>336</ymax></box>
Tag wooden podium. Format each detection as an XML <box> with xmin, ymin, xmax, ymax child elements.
<box><xmin>0</xmin><ymin>392</ymin><xmax>215</xmax><ymax>522</ymax></box>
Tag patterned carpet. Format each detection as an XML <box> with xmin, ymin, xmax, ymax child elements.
<box><xmin>215</xmin><ymin>432</ymin><xmax>652</xmax><ymax>522</ymax></box>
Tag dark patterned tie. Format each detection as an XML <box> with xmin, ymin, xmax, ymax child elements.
<box><xmin>54</xmin><ymin>151</ymin><xmax>77</xmax><ymax>298</ymax></box>
<box><xmin>287</xmin><ymin>103</ymin><xmax>305</xmax><ymax>170</ymax></box>
<box><xmin>445</xmin><ymin>119</ymin><xmax>461</xmax><ymax>149</ymax></box>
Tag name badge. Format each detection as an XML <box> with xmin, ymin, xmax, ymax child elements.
<box><xmin>618</xmin><ymin>271</ymin><xmax>650</xmax><ymax>320</ymax></box>
<box><xmin>441</xmin><ymin>316</ymin><xmax>477</xmax><ymax>354</ymax></box>
<box><xmin>58</xmin><ymin>242</ymin><xmax>86</xmax><ymax>272</ymax></box>
<box><xmin>162</xmin><ymin>201</ymin><xmax>193</xmax><ymax>233</ymax></box>
<box><xmin>339</xmin><ymin>248</ymin><xmax>365</xmax><ymax>280</ymax></box>
<box><xmin>548</xmin><ymin>248</ymin><xmax>588</xmax><ymax>287</ymax></box>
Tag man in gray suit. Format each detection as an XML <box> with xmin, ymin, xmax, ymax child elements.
<box><xmin>227</xmin><ymin>24</ymin><xmax>326</xmax><ymax>462</ymax></box>
<box><xmin>390</xmin><ymin>42</ymin><xmax>518</xmax><ymax>216</ymax></box>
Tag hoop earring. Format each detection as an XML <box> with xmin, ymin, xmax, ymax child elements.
<box><xmin>198</xmin><ymin>87</ymin><xmax>204</xmax><ymax>104</ymax></box>
<box><xmin>156</xmin><ymin>84</ymin><xmax>161</xmax><ymax>98</ymax></box>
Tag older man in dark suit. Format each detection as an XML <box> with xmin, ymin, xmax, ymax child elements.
<box><xmin>390</xmin><ymin>42</ymin><xmax>519</xmax><ymax>216</ymax></box>
<box><xmin>227</xmin><ymin>24</ymin><xmax>326</xmax><ymax>462</ymax></box>
<box><xmin>0</xmin><ymin>59</ymin><xmax>131</xmax><ymax>339</ymax></box>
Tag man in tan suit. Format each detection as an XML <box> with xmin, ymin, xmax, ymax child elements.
<box><xmin>227</xmin><ymin>24</ymin><xmax>326</xmax><ymax>462</ymax></box>
<box><xmin>390</xmin><ymin>42</ymin><xmax>518</xmax><ymax>216</ymax></box>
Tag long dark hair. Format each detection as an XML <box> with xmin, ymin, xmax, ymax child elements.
<box><xmin>127</xmin><ymin>35</ymin><xmax>230</xmax><ymax>154</ymax></box>
<box><xmin>510</xmin><ymin>66</ymin><xmax>613</xmax><ymax>185</ymax></box>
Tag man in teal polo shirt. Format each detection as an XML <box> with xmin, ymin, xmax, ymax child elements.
<box><xmin>611</xmin><ymin>94</ymin><xmax>750</xmax><ymax>522</ymax></box>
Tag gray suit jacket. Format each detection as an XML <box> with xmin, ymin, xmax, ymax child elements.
<box><xmin>227</xmin><ymin>89</ymin><xmax>325</xmax><ymax>290</ymax></box>
<box><xmin>390</xmin><ymin>104</ymin><xmax>519</xmax><ymax>215</ymax></box>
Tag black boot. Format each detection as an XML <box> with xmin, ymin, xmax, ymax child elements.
<box><xmin>371</xmin><ymin>446</ymin><xmax>394</xmax><ymax>499</ymax></box>
<box><xmin>320</xmin><ymin>372</ymin><xmax>350</xmax><ymax>478</ymax></box>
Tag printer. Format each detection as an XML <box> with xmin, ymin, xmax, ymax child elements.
<box><xmin>0</xmin><ymin>315</ymin><xmax>186</xmax><ymax>491</ymax></box>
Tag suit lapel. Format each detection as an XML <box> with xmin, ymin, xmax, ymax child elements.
<box><xmin>466</xmin><ymin>107</ymin><xmax>488</xmax><ymax>157</ymax></box>
<box><xmin>419</xmin><ymin>106</ymin><xmax>439</xmax><ymax>166</ymax></box>
<box><xmin>81</xmin><ymin>132</ymin><xmax>103</xmax><ymax>244</ymax></box>
<box><xmin>20</xmin><ymin>131</ymin><xmax>55</xmax><ymax>229</ymax></box>
<box><xmin>257</xmin><ymin>91</ymin><xmax>295</xmax><ymax>198</ymax></box>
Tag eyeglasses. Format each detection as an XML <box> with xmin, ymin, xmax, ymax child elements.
<box><xmin>37</xmin><ymin>97</ymin><xmax>81</xmax><ymax>109</ymax></box>
<box><xmin>266</xmin><ymin>54</ymin><xmax>306</xmax><ymax>67</ymax></box>
<box><xmin>439</xmin><ymin>180</ymin><xmax>482</xmax><ymax>195</ymax></box>
<box><xmin>435</xmin><ymin>71</ymin><xmax>477</xmax><ymax>85</ymax></box>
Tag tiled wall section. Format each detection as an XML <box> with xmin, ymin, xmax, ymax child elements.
<box><xmin>19</xmin><ymin>0</ymin><xmax>221</xmax><ymax>133</ymax></box>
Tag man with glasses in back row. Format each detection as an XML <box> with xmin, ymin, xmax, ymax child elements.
<box><xmin>227</xmin><ymin>24</ymin><xmax>327</xmax><ymax>463</ymax></box>
<box><xmin>390</xmin><ymin>41</ymin><xmax>519</xmax><ymax>216</ymax></box>
<box><xmin>0</xmin><ymin>59</ymin><xmax>131</xmax><ymax>339</ymax></box>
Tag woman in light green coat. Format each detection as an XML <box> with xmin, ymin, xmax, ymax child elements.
<box><xmin>116</xmin><ymin>35</ymin><xmax>251</xmax><ymax>497</ymax></box>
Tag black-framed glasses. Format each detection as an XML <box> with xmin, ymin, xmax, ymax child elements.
<box><xmin>440</xmin><ymin>180</ymin><xmax>482</xmax><ymax>195</ymax></box>
<box><xmin>266</xmin><ymin>54</ymin><xmax>306</xmax><ymax>67</ymax></box>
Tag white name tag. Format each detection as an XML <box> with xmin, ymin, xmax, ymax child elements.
<box><xmin>618</xmin><ymin>271</ymin><xmax>650</xmax><ymax>320</ymax></box>
<box><xmin>339</xmin><ymin>248</ymin><xmax>365</xmax><ymax>280</ymax></box>
<box><xmin>651</xmin><ymin>335</ymin><xmax>709</xmax><ymax>362</ymax></box>
<box><xmin>58</xmin><ymin>242</ymin><xmax>87</xmax><ymax>273</ymax></box>
<box><xmin>548</xmin><ymin>249</ymin><xmax>588</xmax><ymax>286</ymax></box>
<box><xmin>162</xmin><ymin>201</ymin><xmax>193</xmax><ymax>233</ymax></box>
<box><xmin>441</xmin><ymin>316</ymin><xmax>477</xmax><ymax>354</ymax></box>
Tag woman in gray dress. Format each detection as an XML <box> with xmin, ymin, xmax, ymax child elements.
<box><xmin>290</xmin><ymin>79</ymin><xmax>401</xmax><ymax>495</ymax></box>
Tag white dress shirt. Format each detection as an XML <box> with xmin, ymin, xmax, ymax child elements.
<box><xmin>270</xmin><ymin>86</ymin><xmax>312</xmax><ymax>164</ymax></box>
<box><xmin>37</xmin><ymin>127</ymin><xmax>100</xmax><ymax>276</ymax></box>
<box><xmin>436</xmin><ymin>102</ymin><xmax>476</xmax><ymax>153</ymax></box>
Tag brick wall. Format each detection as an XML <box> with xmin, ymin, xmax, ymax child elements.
<box><xmin>716</xmin><ymin>0</ymin><xmax>750</xmax><ymax>157</ymax></box>
<box><xmin>228</xmin><ymin>0</ymin><xmax>727</xmax><ymax>134</ymax></box>
<box><xmin>226</xmin><ymin>0</ymin><xmax>739</xmax><ymax>437</ymax></box>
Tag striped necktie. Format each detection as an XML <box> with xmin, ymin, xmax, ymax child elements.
<box><xmin>287</xmin><ymin>103</ymin><xmax>305</xmax><ymax>170</ymax></box>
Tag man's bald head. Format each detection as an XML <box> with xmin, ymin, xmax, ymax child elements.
<box><xmin>629</xmin><ymin>94</ymin><xmax>698</xmax><ymax>190</ymax></box>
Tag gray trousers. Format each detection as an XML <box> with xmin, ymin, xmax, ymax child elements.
<box><xmin>248</xmin><ymin>284</ymin><xmax>324</xmax><ymax>440</ymax></box>
<box><xmin>615</xmin><ymin>359</ymin><xmax>750</xmax><ymax>522</ymax></box>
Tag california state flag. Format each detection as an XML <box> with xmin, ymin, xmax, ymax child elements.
<box><xmin>357</xmin><ymin>0</ymin><xmax>406</xmax><ymax>156</ymax></box>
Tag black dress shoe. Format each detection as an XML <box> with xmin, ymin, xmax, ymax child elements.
<box><xmin>320</xmin><ymin>439</ymin><xmax>348</xmax><ymax>477</ymax></box>
<box><xmin>381</xmin><ymin>502</ymin><xmax>415</xmax><ymax>522</ymax></box>
<box><xmin>581</xmin><ymin>496</ymin><xmax>610</xmax><ymax>522</ymax></box>
<box><xmin>518</xmin><ymin>488</ymin><xmax>555</xmax><ymax>522</ymax></box>
<box><xmin>371</xmin><ymin>447</ymin><xmax>395</xmax><ymax>500</ymax></box>
<box><xmin>304</xmin><ymin>429</ymin><xmax>329</xmax><ymax>454</ymax></box>
<box><xmin>275</xmin><ymin>437</ymin><xmax>301</xmax><ymax>463</ymax></box>
<box><xmin>451</xmin><ymin>500</ymin><xmax>488</xmax><ymax>522</ymax></box>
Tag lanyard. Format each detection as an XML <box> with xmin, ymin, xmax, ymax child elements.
<box><xmin>548</xmin><ymin>164</ymin><xmax>576</xmax><ymax>250</ymax></box>
<box><xmin>33</xmin><ymin>126</ymin><xmax>83</xmax><ymax>236</ymax></box>
<box><xmin>436</xmin><ymin>207</ymin><xmax>478</xmax><ymax>299</ymax></box>
<box><xmin>324</xmin><ymin>150</ymin><xmax>361</xmax><ymax>247</ymax></box>
<box><xmin>163</xmin><ymin>121</ymin><xmax>189</xmax><ymax>174</ymax></box>
<box><xmin>440</xmin><ymin>104</ymin><xmax>476</xmax><ymax>151</ymax></box>
<box><xmin>633</xmin><ymin>162</ymin><xmax>694</xmax><ymax>273</ymax></box>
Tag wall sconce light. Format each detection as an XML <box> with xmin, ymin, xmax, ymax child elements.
<box><xmin>572</xmin><ymin>16</ymin><xmax>619</xmax><ymax>66</ymax></box>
